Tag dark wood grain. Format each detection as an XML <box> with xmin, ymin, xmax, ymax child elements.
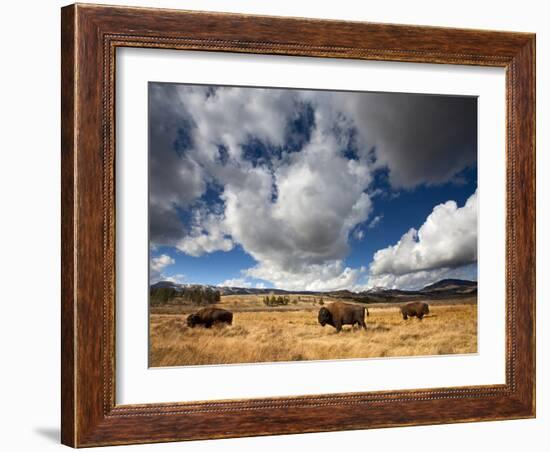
<box><xmin>60</xmin><ymin>5</ymin><xmax>76</xmax><ymax>447</ymax></box>
<box><xmin>61</xmin><ymin>3</ymin><xmax>536</xmax><ymax>447</ymax></box>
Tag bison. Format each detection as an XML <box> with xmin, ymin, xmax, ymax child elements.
<box><xmin>318</xmin><ymin>302</ymin><xmax>368</xmax><ymax>333</ymax></box>
<box><xmin>186</xmin><ymin>307</ymin><xmax>233</xmax><ymax>328</ymax></box>
<box><xmin>400</xmin><ymin>302</ymin><xmax>429</xmax><ymax>320</ymax></box>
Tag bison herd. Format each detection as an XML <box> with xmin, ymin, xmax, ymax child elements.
<box><xmin>186</xmin><ymin>301</ymin><xmax>430</xmax><ymax>333</ymax></box>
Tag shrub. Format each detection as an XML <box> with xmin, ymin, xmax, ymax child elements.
<box><xmin>263</xmin><ymin>293</ymin><xmax>291</xmax><ymax>306</ymax></box>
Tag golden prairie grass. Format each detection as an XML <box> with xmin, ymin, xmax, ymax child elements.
<box><xmin>149</xmin><ymin>298</ymin><xmax>477</xmax><ymax>367</ymax></box>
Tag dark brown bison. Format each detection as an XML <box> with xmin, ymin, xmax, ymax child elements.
<box><xmin>318</xmin><ymin>302</ymin><xmax>368</xmax><ymax>333</ymax></box>
<box><xmin>186</xmin><ymin>307</ymin><xmax>233</xmax><ymax>328</ymax></box>
<box><xmin>400</xmin><ymin>302</ymin><xmax>429</xmax><ymax>320</ymax></box>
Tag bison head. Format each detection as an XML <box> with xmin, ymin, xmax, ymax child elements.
<box><xmin>186</xmin><ymin>313</ymin><xmax>200</xmax><ymax>328</ymax></box>
<box><xmin>422</xmin><ymin>304</ymin><xmax>430</xmax><ymax>315</ymax></box>
<box><xmin>318</xmin><ymin>307</ymin><xmax>332</xmax><ymax>327</ymax></box>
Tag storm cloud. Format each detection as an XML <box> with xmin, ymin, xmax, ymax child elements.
<box><xmin>331</xmin><ymin>91</ymin><xmax>478</xmax><ymax>189</ymax></box>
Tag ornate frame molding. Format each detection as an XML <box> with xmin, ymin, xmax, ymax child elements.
<box><xmin>61</xmin><ymin>4</ymin><xmax>535</xmax><ymax>447</ymax></box>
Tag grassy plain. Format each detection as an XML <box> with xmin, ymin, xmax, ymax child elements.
<box><xmin>149</xmin><ymin>294</ymin><xmax>477</xmax><ymax>367</ymax></box>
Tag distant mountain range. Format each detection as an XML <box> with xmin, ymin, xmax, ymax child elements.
<box><xmin>421</xmin><ymin>278</ymin><xmax>477</xmax><ymax>292</ymax></box>
<box><xmin>150</xmin><ymin>278</ymin><xmax>477</xmax><ymax>303</ymax></box>
<box><xmin>150</xmin><ymin>280</ymin><xmax>291</xmax><ymax>295</ymax></box>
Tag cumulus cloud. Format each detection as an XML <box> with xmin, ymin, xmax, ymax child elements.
<box><xmin>149</xmin><ymin>83</ymin><xmax>477</xmax><ymax>291</ymax></box>
<box><xmin>222</xmin><ymin>126</ymin><xmax>373</xmax><ymax>275</ymax></box>
<box><xmin>150</xmin><ymin>254</ymin><xmax>175</xmax><ymax>273</ymax></box>
<box><xmin>150</xmin><ymin>254</ymin><xmax>176</xmax><ymax>282</ymax></box>
<box><xmin>148</xmin><ymin>84</ymin><xmax>313</xmax><ymax>246</ymax></box>
<box><xmin>149</xmin><ymin>84</ymin><xmax>377</xmax><ymax>289</ymax></box>
<box><xmin>246</xmin><ymin>260</ymin><xmax>365</xmax><ymax>292</ymax></box>
<box><xmin>365</xmin><ymin>190</ymin><xmax>477</xmax><ymax>289</ymax></box>
<box><xmin>176</xmin><ymin>208</ymin><xmax>234</xmax><ymax>256</ymax></box>
<box><xmin>219</xmin><ymin>278</ymin><xmax>252</xmax><ymax>288</ymax></box>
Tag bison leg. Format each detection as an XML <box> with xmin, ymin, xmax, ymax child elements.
<box><xmin>204</xmin><ymin>321</ymin><xmax>213</xmax><ymax>328</ymax></box>
<box><xmin>335</xmin><ymin>322</ymin><xmax>342</xmax><ymax>333</ymax></box>
<box><xmin>402</xmin><ymin>313</ymin><xmax>408</xmax><ymax>320</ymax></box>
<box><xmin>418</xmin><ymin>314</ymin><xmax>424</xmax><ymax>320</ymax></box>
<box><xmin>360</xmin><ymin>319</ymin><xmax>367</xmax><ymax>330</ymax></box>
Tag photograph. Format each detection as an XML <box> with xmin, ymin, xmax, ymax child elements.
<box><xmin>148</xmin><ymin>82</ymin><xmax>479</xmax><ymax>367</ymax></box>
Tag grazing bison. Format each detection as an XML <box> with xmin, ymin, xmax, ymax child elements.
<box><xmin>318</xmin><ymin>302</ymin><xmax>368</xmax><ymax>333</ymax></box>
<box><xmin>400</xmin><ymin>302</ymin><xmax>429</xmax><ymax>320</ymax></box>
<box><xmin>186</xmin><ymin>307</ymin><xmax>233</xmax><ymax>328</ymax></box>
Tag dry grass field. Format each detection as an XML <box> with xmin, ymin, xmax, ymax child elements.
<box><xmin>149</xmin><ymin>294</ymin><xmax>477</xmax><ymax>367</ymax></box>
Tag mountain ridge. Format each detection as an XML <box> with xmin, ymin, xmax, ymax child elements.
<box><xmin>421</xmin><ymin>278</ymin><xmax>477</xmax><ymax>292</ymax></box>
<box><xmin>150</xmin><ymin>278</ymin><xmax>477</xmax><ymax>303</ymax></box>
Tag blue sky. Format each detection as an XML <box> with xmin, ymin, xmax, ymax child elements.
<box><xmin>149</xmin><ymin>83</ymin><xmax>477</xmax><ymax>291</ymax></box>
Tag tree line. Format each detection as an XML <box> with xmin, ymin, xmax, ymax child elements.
<box><xmin>150</xmin><ymin>286</ymin><xmax>221</xmax><ymax>306</ymax></box>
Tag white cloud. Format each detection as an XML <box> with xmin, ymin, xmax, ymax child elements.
<box><xmin>148</xmin><ymin>84</ymin><xmax>477</xmax><ymax>291</ymax></box>
<box><xmin>368</xmin><ymin>214</ymin><xmax>383</xmax><ymax>229</ymax></box>
<box><xmin>149</xmin><ymin>84</ymin><xmax>305</xmax><ymax>248</ymax></box>
<box><xmin>363</xmin><ymin>263</ymin><xmax>477</xmax><ymax>291</ymax></box>
<box><xmin>365</xmin><ymin>268</ymin><xmax>449</xmax><ymax>291</ymax></box>
<box><xmin>246</xmin><ymin>260</ymin><xmax>363</xmax><ymax>292</ymax></box>
<box><xmin>150</xmin><ymin>254</ymin><xmax>176</xmax><ymax>283</ymax></box>
<box><xmin>366</xmin><ymin>191</ymin><xmax>477</xmax><ymax>289</ymax></box>
<box><xmin>151</xmin><ymin>86</ymin><xmax>375</xmax><ymax>290</ymax></box>
<box><xmin>162</xmin><ymin>273</ymin><xmax>186</xmax><ymax>284</ymax></box>
<box><xmin>176</xmin><ymin>208</ymin><xmax>234</xmax><ymax>256</ymax></box>
<box><xmin>219</xmin><ymin>278</ymin><xmax>252</xmax><ymax>288</ymax></box>
<box><xmin>150</xmin><ymin>254</ymin><xmax>175</xmax><ymax>273</ymax></box>
<box><xmin>222</xmin><ymin>127</ymin><xmax>373</xmax><ymax>272</ymax></box>
<box><xmin>216</xmin><ymin>115</ymin><xmax>373</xmax><ymax>290</ymax></box>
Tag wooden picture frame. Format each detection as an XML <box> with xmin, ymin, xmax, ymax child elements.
<box><xmin>61</xmin><ymin>3</ymin><xmax>535</xmax><ymax>447</ymax></box>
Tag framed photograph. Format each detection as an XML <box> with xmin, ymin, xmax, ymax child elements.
<box><xmin>61</xmin><ymin>3</ymin><xmax>535</xmax><ymax>447</ymax></box>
